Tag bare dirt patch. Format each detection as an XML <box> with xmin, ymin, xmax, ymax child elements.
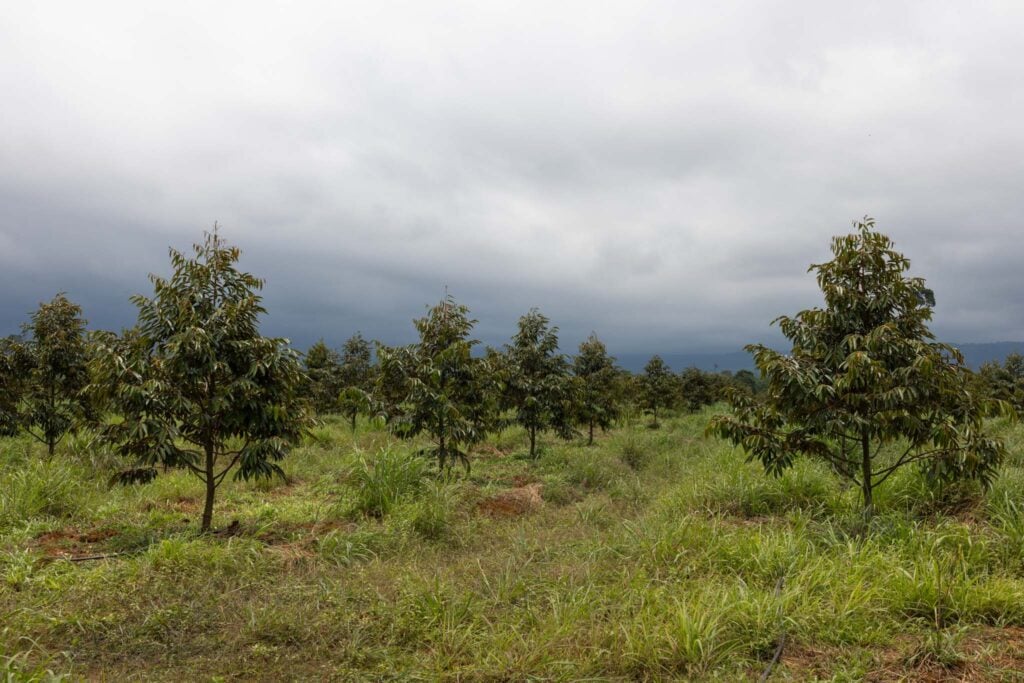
<box><xmin>477</xmin><ymin>483</ymin><xmax>544</xmax><ymax>518</ymax></box>
<box><xmin>33</xmin><ymin>527</ymin><xmax>118</xmax><ymax>560</ymax></box>
<box><xmin>779</xmin><ymin>628</ymin><xmax>1024</xmax><ymax>682</ymax></box>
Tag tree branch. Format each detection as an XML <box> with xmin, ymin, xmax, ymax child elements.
<box><xmin>872</xmin><ymin>448</ymin><xmax>948</xmax><ymax>486</ymax></box>
<box><xmin>24</xmin><ymin>428</ymin><xmax>48</xmax><ymax>447</ymax></box>
<box><xmin>213</xmin><ymin>454</ymin><xmax>241</xmax><ymax>486</ymax></box>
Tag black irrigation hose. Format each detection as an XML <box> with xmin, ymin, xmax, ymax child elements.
<box><xmin>67</xmin><ymin>552</ymin><xmax>129</xmax><ymax>562</ymax></box>
<box><xmin>757</xmin><ymin>575</ymin><xmax>787</xmax><ymax>683</ymax></box>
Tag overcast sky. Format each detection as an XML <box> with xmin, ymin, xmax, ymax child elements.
<box><xmin>1</xmin><ymin>1</ymin><xmax>1022</xmax><ymax>354</ymax></box>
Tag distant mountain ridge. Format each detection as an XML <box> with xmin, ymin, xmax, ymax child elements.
<box><xmin>615</xmin><ymin>342</ymin><xmax>1024</xmax><ymax>374</ymax></box>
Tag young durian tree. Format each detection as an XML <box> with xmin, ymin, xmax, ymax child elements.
<box><xmin>505</xmin><ymin>309</ymin><xmax>576</xmax><ymax>458</ymax></box>
<box><xmin>709</xmin><ymin>218</ymin><xmax>1007</xmax><ymax>519</ymax></box>
<box><xmin>338</xmin><ymin>332</ymin><xmax>375</xmax><ymax>432</ymax></box>
<box><xmin>10</xmin><ymin>294</ymin><xmax>92</xmax><ymax>454</ymax></box>
<box><xmin>0</xmin><ymin>336</ymin><xmax>31</xmax><ymax>437</ymax></box>
<box><xmin>94</xmin><ymin>229</ymin><xmax>310</xmax><ymax>531</ymax></box>
<box><xmin>572</xmin><ymin>333</ymin><xmax>620</xmax><ymax>445</ymax></box>
<box><xmin>304</xmin><ymin>340</ymin><xmax>343</xmax><ymax>415</ymax></box>
<box><xmin>378</xmin><ymin>295</ymin><xmax>498</xmax><ymax>473</ymax></box>
<box><xmin>640</xmin><ymin>355</ymin><xmax>676</xmax><ymax>428</ymax></box>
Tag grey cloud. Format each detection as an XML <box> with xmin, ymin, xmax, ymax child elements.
<box><xmin>1</xmin><ymin>1</ymin><xmax>1022</xmax><ymax>356</ymax></box>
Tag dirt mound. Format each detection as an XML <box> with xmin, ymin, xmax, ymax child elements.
<box><xmin>478</xmin><ymin>483</ymin><xmax>543</xmax><ymax>518</ymax></box>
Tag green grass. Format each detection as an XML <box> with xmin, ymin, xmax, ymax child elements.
<box><xmin>2</xmin><ymin>409</ymin><xmax>1024</xmax><ymax>680</ymax></box>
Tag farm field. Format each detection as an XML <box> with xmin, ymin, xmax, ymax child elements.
<box><xmin>3</xmin><ymin>409</ymin><xmax>1024</xmax><ymax>681</ymax></box>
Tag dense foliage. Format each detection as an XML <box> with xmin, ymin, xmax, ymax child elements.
<box><xmin>709</xmin><ymin>219</ymin><xmax>1007</xmax><ymax>517</ymax></box>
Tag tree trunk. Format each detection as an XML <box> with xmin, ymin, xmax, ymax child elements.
<box><xmin>860</xmin><ymin>431</ymin><xmax>873</xmax><ymax>521</ymax></box>
<box><xmin>439</xmin><ymin>429</ymin><xmax>446</xmax><ymax>472</ymax></box>
<box><xmin>201</xmin><ymin>441</ymin><xmax>216</xmax><ymax>532</ymax></box>
<box><xmin>437</xmin><ymin>403</ymin><xmax>448</xmax><ymax>471</ymax></box>
<box><xmin>529</xmin><ymin>427</ymin><xmax>537</xmax><ymax>459</ymax></box>
<box><xmin>588</xmin><ymin>420</ymin><xmax>594</xmax><ymax>446</ymax></box>
<box><xmin>47</xmin><ymin>389</ymin><xmax>56</xmax><ymax>456</ymax></box>
<box><xmin>350</xmin><ymin>410</ymin><xmax>356</xmax><ymax>433</ymax></box>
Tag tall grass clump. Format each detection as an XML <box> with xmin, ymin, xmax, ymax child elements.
<box><xmin>612</xmin><ymin>589</ymin><xmax>742</xmax><ymax>678</ymax></box>
<box><xmin>317</xmin><ymin>528</ymin><xmax>392</xmax><ymax>566</ymax></box>
<box><xmin>696</xmin><ymin>458</ymin><xmax>838</xmax><ymax>518</ymax></box>
<box><xmin>989</xmin><ymin>492</ymin><xmax>1024</xmax><ymax>570</ymax></box>
<box><xmin>0</xmin><ymin>458</ymin><xmax>86</xmax><ymax>529</ymax></box>
<box><xmin>617</xmin><ymin>435</ymin><xmax>650</xmax><ymax>471</ymax></box>
<box><xmin>0</xmin><ymin>647</ymin><xmax>69</xmax><ymax>683</ymax></box>
<box><xmin>348</xmin><ymin>447</ymin><xmax>428</xmax><ymax>518</ymax></box>
<box><xmin>402</xmin><ymin>479</ymin><xmax>464</xmax><ymax>541</ymax></box>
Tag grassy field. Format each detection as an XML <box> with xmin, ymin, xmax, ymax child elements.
<box><xmin>3</xmin><ymin>409</ymin><xmax>1024</xmax><ymax>681</ymax></box>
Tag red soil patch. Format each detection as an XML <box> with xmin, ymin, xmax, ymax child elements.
<box><xmin>779</xmin><ymin>628</ymin><xmax>1024</xmax><ymax>682</ymax></box>
<box><xmin>33</xmin><ymin>527</ymin><xmax>117</xmax><ymax>560</ymax></box>
<box><xmin>477</xmin><ymin>483</ymin><xmax>544</xmax><ymax>518</ymax></box>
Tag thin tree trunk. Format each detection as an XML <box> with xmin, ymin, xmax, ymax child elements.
<box><xmin>860</xmin><ymin>431</ymin><xmax>873</xmax><ymax>521</ymax></box>
<box><xmin>529</xmin><ymin>427</ymin><xmax>537</xmax><ymax>459</ymax></box>
<box><xmin>439</xmin><ymin>416</ymin><xmax>446</xmax><ymax>472</ymax></box>
<box><xmin>48</xmin><ymin>388</ymin><xmax>56</xmax><ymax>456</ymax></box>
<box><xmin>350</xmin><ymin>410</ymin><xmax>356</xmax><ymax>433</ymax></box>
<box><xmin>201</xmin><ymin>441</ymin><xmax>216</xmax><ymax>532</ymax></box>
<box><xmin>588</xmin><ymin>420</ymin><xmax>594</xmax><ymax>445</ymax></box>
